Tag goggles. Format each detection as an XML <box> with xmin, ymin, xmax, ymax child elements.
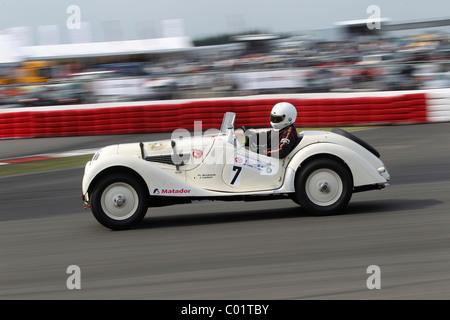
<box><xmin>270</xmin><ymin>114</ymin><xmax>285</xmax><ymax>123</ymax></box>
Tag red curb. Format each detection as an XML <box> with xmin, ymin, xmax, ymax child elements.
<box><xmin>0</xmin><ymin>156</ymin><xmax>57</xmax><ymax>164</ymax></box>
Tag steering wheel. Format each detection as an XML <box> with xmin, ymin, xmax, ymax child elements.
<box><xmin>248</xmin><ymin>138</ymin><xmax>259</xmax><ymax>153</ymax></box>
<box><xmin>244</xmin><ymin>129</ymin><xmax>259</xmax><ymax>153</ymax></box>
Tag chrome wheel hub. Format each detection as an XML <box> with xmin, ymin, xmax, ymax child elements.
<box><xmin>101</xmin><ymin>183</ymin><xmax>139</xmax><ymax>220</ymax></box>
<box><xmin>319</xmin><ymin>182</ymin><xmax>329</xmax><ymax>192</ymax></box>
<box><xmin>306</xmin><ymin>169</ymin><xmax>343</xmax><ymax>206</ymax></box>
<box><xmin>114</xmin><ymin>195</ymin><xmax>126</xmax><ymax>207</ymax></box>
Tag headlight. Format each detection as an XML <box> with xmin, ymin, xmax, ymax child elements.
<box><xmin>92</xmin><ymin>149</ymin><xmax>102</xmax><ymax>161</ymax></box>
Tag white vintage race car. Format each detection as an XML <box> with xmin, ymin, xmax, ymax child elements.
<box><xmin>82</xmin><ymin>112</ymin><xmax>390</xmax><ymax>230</ymax></box>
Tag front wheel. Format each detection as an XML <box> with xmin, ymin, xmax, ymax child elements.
<box><xmin>91</xmin><ymin>173</ymin><xmax>149</xmax><ymax>230</ymax></box>
<box><xmin>295</xmin><ymin>158</ymin><xmax>353</xmax><ymax>216</ymax></box>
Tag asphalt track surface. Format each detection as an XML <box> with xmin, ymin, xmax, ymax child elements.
<box><xmin>0</xmin><ymin>123</ymin><xmax>450</xmax><ymax>300</ymax></box>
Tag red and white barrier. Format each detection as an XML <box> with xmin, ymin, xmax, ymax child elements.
<box><xmin>426</xmin><ymin>89</ymin><xmax>450</xmax><ymax>123</ymax></box>
<box><xmin>0</xmin><ymin>89</ymin><xmax>446</xmax><ymax>140</ymax></box>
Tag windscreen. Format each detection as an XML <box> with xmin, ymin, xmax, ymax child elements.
<box><xmin>220</xmin><ymin>112</ymin><xmax>236</xmax><ymax>134</ymax></box>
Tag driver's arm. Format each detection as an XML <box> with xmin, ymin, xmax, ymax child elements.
<box><xmin>267</xmin><ymin>126</ymin><xmax>296</xmax><ymax>159</ymax></box>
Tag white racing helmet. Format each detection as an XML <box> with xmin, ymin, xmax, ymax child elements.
<box><xmin>270</xmin><ymin>102</ymin><xmax>297</xmax><ymax>131</ymax></box>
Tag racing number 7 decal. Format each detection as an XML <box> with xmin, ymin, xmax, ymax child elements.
<box><xmin>230</xmin><ymin>165</ymin><xmax>242</xmax><ymax>186</ymax></box>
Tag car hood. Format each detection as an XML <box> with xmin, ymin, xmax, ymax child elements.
<box><xmin>116</xmin><ymin>135</ymin><xmax>217</xmax><ymax>170</ymax></box>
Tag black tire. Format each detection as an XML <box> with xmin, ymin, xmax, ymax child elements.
<box><xmin>91</xmin><ymin>173</ymin><xmax>149</xmax><ymax>230</ymax></box>
<box><xmin>295</xmin><ymin>158</ymin><xmax>353</xmax><ymax>216</ymax></box>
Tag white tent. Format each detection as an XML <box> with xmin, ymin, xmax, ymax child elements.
<box><xmin>22</xmin><ymin>37</ymin><xmax>194</xmax><ymax>60</ymax></box>
<box><xmin>0</xmin><ymin>34</ymin><xmax>24</xmax><ymax>64</ymax></box>
<box><xmin>1</xmin><ymin>31</ymin><xmax>193</xmax><ymax>63</ymax></box>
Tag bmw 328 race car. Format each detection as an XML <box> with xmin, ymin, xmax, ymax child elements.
<box><xmin>82</xmin><ymin>112</ymin><xmax>390</xmax><ymax>230</ymax></box>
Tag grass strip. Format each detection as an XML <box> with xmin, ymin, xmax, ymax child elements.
<box><xmin>0</xmin><ymin>154</ymin><xmax>94</xmax><ymax>177</ymax></box>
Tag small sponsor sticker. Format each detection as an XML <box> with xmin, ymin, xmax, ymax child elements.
<box><xmin>151</xmin><ymin>188</ymin><xmax>193</xmax><ymax>195</ymax></box>
<box><xmin>192</xmin><ymin>149</ymin><xmax>203</xmax><ymax>159</ymax></box>
<box><xmin>234</xmin><ymin>156</ymin><xmax>244</xmax><ymax>164</ymax></box>
<box><xmin>194</xmin><ymin>173</ymin><xmax>216</xmax><ymax>180</ymax></box>
<box><xmin>148</xmin><ymin>142</ymin><xmax>168</xmax><ymax>151</ymax></box>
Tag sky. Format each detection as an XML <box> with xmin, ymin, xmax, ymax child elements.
<box><xmin>0</xmin><ymin>0</ymin><xmax>449</xmax><ymax>44</ymax></box>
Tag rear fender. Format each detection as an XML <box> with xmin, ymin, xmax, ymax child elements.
<box><xmin>287</xmin><ymin>143</ymin><xmax>387</xmax><ymax>187</ymax></box>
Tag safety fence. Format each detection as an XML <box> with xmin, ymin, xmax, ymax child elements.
<box><xmin>426</xmin><ymin>90</ymin><xmax>450</xmax><ymax>123</ymax></box>
<box><xmin>0</xmin><ymin>90</ymin><xmax>439</xmax><ymax>139</ymax></box>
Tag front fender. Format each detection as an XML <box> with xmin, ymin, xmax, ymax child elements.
<box><xmin>82</xmin><ymin>155</ymin><xmax>190</xmax><ymax>199</ymax></box>
<box><xmin>286</xmin><ymin>142</ymin><xmax>388</xmax><ymax>187</ymax></box>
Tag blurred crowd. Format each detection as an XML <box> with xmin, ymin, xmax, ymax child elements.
<box><xmin>1</xmin><ymin>32</ymin><xmax>450</xmax><ymax>107</ymax></box>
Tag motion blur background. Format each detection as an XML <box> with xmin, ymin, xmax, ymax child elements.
<box><xmin>1</xmin><ymin>1</ymin><xmax>450</xmax><ymax>301</ymax></box>
<box><xmin>1</xmin><ymin>0</ymin><xmax>449</xmax><ymax>108</ymax></box>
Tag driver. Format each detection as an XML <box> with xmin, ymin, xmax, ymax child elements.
<box><xmin>245</xmin><ymin>102</ymin><xmax>298</xmax><ymax>159</ymax></box>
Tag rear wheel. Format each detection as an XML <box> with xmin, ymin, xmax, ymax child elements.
<box><xmin>295</xmin><ymin>158</ymin><xmax>353</xmax><ymax>216</ymax></box>
<box><xmin>91</xmin><ymin>173</ymin><xmax>149</xmax><ymax>230</ymax></box>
